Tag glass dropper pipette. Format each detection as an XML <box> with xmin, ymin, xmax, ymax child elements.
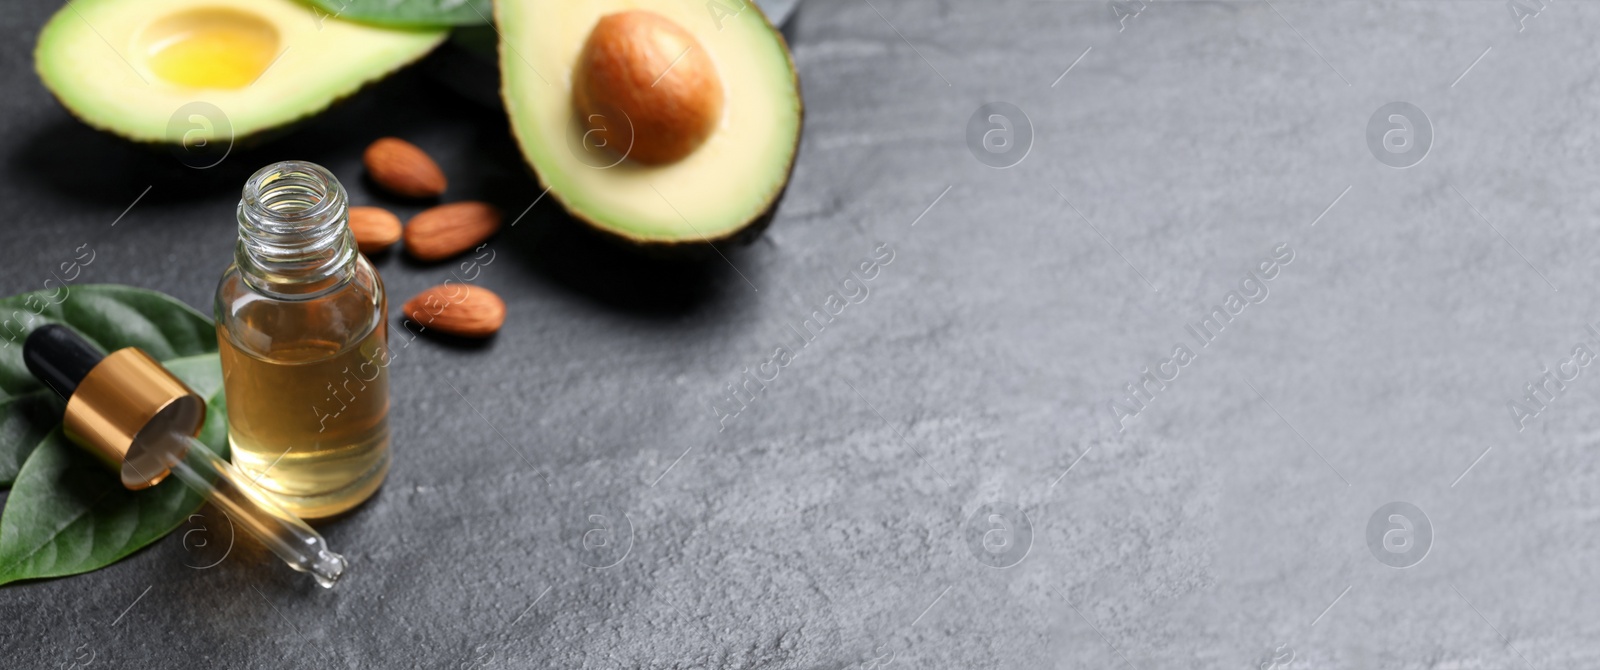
<box><xmin>23</xmin><ymin>324</ymin><xmax>346</xmax><ymax>588</ymax></box>
<box><xmin>159</xmin><ymin>430</ymin><xmax>346</xmax><ymax>586</ymax></box>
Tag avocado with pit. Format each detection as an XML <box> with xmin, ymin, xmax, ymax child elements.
<box><xmin>34</xmin><ymin>0</ymin><xmax>447</xmax><ymax>144</ymax></box>
<box><xmin>497</xmin><ymin>0</ymin><xmax>803</xmax><ymax>247</ymax></box>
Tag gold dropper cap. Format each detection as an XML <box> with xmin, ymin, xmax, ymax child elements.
<box><xmin>60</xmin><ymin>348</ymin><xmax>205</xmax><ymax>490</ymax></box>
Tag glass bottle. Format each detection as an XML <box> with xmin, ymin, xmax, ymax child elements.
<box><xmin>215</xmin><ymin>160</ymin><xmax>390</xmax><ymax>519</ymax></box>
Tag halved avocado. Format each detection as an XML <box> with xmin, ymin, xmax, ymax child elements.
<box><xmin>34</xmin><ymin>0</ymin><xmax>447</xmax><ymax>144</ymax></box>
<box><xmin>497</xmin><ymin>0</ymin><xmax>802</xmax><ymax>247</ymax></box>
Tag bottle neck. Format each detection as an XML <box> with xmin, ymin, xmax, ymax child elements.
<box><xmin>235</xmin><ymin>161</ymin><xmax>357</xmax><ymax>300</ymax></box>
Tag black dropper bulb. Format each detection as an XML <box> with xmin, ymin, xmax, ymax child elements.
<box><xmin>23</xmin><ymin>324</ymin><xmax>106</xmax><ymax>399</ymax></box>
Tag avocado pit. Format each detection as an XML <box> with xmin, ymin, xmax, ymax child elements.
<box><xmin>572</xmin><ymin>10</ymin><xmax>724</xmax><ymax>165</ymax></box>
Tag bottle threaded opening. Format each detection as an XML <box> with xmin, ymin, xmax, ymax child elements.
<box><xmin>236</xmin><ymin>161</ymin><xmax>356</xmax><ymax>299</ymax></box>
<box><xmin>244</xmin><ymin>162</ymin><xmax>338</xmax><ymax>220</ymax></box>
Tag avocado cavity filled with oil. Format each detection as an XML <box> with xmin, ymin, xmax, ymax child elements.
<box><xmin>144</xmin><ymin>10</ymin><xmax>279</xmax><ymax>89</ymax></box>
<box><xmin>34</xmin><ymin>0</ymin><xmax>448</xmax><ymax>143</ymax></box>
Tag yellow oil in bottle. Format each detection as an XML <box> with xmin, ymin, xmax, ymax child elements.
<box><xmin>219</xmin><ymin>161</ymin><xmax>391</xmax><ymax>520</ymax></box>
<box><xmin>219</xmin><ymin>317</ymin><xmax>390</xmax><ymax>520</ymax></box>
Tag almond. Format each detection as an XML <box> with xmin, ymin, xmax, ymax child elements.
<box><xmin>364</xmin><ymin>137</ymin><xmax>447</xmax><ymax>198</ymax></box>
<box><xmin>347</xmin><ymin>206</ymin><xmax>402</xmax><ymax>254</ymax></box>
<box><xmin>404</xmin><ymin>201</ymin><xmax>502</xmax><ymax>262</ymax></box>
<box><xmin>401</xmin><ymin>284</ymin><xmax>506</xmax><ymax>337</ymax></box>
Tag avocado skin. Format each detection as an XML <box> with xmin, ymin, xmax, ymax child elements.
<box><xmin>36</xmin><ymin>51</ymin><xmax>441</xmax><ymax>146</ymax></box>
<box><xmin>571</xmin><ymin>168</ymin><xmax>795</xmax><ymax>262</ymax></box>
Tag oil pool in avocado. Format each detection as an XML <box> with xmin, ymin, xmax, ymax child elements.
<box><xmin>33</xmin><ymin>0</ymin><xmax>446</xmax><ymax>144</ymax></box>
<box><xmin>498</xmin><ymin>0</ymin><xmax>803</xmax><ymax>247</ymax></box>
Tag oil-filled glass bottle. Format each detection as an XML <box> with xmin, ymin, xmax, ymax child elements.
<box><xmin>215</xmin><ymin>160</ymin><xmax>390</xmax><ymax>519</ymax></box>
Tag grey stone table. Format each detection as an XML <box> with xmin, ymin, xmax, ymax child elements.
<box><xmin>2</xmin><ymin>1</ymin><xmax>1597</xmax><ymax>668</ymax></box>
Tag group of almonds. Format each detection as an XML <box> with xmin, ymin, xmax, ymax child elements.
<box><xmin>352</xmin><ymin>137</ymin><xmax>507</xmax><ymax>338</ymax></box>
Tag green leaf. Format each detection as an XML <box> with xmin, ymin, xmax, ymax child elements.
<box><xmin>0</xmin><ymin>355</ymin><xmax>226</xmax><ymax>586</ymax></box>
<box><xmin>0</xmin><ymin>391</ymin><xmax>60</xmax><ymax>489</ymax></box>
<box><xmin>298</xmin><ymin>0</ymin><xmax>492</xmax><ymax>28</ymax></box>
<box><xmin>0</xmin><ymin>284</ymin><xmax>215</xmax><ymax>485</ymax></box>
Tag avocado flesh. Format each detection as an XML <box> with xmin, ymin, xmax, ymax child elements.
<box><xmin>34</xmin><ymin>0</ymin><xmax>447</xmax><ymax>144</ymax></box>
<box><xmin>498</xmin><ymin>0</ymin><xmax>802</xmax><ymax>245</ymax></box>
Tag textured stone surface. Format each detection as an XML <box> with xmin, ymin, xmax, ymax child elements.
<box><xmin>3</xmin><ymin>1</ymin><xmax>1600</xmax><ymax>668</ymax></box>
